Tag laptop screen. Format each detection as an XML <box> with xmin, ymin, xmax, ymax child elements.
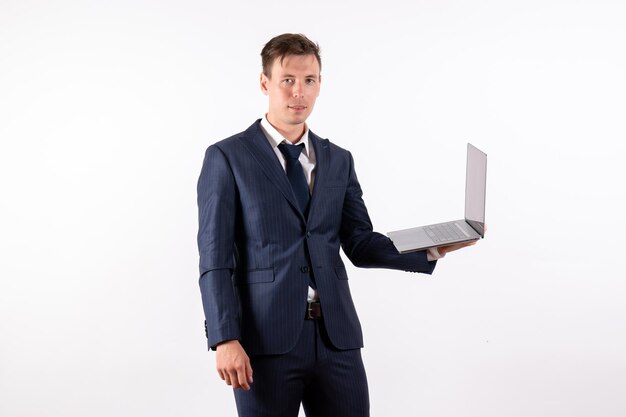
<box><xmin>464</xmin><ymin>143</ymin><xmax>487</xmax><ymax>237</ymax></box>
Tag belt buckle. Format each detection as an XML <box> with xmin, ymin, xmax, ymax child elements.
<box><xmin>306</xmin><ymin>301</ymin><xmax>315</xmax><ymax>320</ymax></box>
<box><xmin>306</xmin><ymin>301</ymin><xmax>322</xmax><ymax>320</ymax></box>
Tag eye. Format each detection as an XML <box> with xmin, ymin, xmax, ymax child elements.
<box><xmin>306</xmin><ymin>78</ymin><xmax>317</xmax><ymax>85</ymax></box>
<box><xmin>282</xmin><ymin>78</ymin><xmax>294</xmax><ymax>84</ymax></box>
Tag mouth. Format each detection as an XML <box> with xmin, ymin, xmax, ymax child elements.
<box><xmin>288</xmin><ymin>105</ymin><xmax>307</xmax><ymax>111</ymax></box>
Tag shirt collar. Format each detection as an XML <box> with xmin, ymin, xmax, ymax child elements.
<box><xmin>260</xmin><ymin>115</ymin><xmax>310</xmax><ymax>157</ymax></box>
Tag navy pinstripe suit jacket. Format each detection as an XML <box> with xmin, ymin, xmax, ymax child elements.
<box><xmin>197</xmin><ymin>120</ymin><xmax>436</xmax><ymax>356</ymax></box>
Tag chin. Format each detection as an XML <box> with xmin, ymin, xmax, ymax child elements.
<box><xmin>290</xmin><ymin>112</ymin><xmax>310</xmax><ymax>123</ymax></box>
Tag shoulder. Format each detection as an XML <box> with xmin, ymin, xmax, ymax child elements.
<box><xmin>310</xmin><ymin>130</ymin><xmax>351</xmax><ymax>155</ymax></box>
<box><xmin>207</xmin><ymin>119</ymin><xmax>262</xmax><ymax>154</ymax></box>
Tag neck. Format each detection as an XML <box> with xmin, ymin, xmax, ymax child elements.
<box><xmin>266</xmin><ymin>114</ymin><xmax>305</xmax><ymax>143</ymax></box>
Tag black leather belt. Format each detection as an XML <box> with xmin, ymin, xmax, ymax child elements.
<box><xmin>305</xmin><ymin>301</ymin><xmax>322</xmax><ymax>320</ymax></box>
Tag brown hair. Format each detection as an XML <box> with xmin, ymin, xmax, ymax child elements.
<box><xmin>261</xmin><ymin>33</ymin><xmax>321</xmax><ymax>77</ymax></box>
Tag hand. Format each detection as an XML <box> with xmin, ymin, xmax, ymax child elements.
<box><xmin>215</xmin><ymin>340</ymin><xmax>253</xmax><ymax>390</ymax></box>
<box><xmin>437</xmin><ymin>224</ymin><xmax>486</xmax><ymax>257</ymax></box>
<box><xmin>437</xmin><ymin>239</ymin><xmax>477</xmax><ymax>257</ymax></box>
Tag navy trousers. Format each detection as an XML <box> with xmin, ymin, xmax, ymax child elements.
<box><xmin>233</xmin><ymin>319</ymin><xmax>370</xmax><ymax>417</ymax></box>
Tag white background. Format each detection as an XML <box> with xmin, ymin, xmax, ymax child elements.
<box><xmin>1</xmin><ymin>0</ymin><xmax>625</xmax><ymax>416</ymax></box>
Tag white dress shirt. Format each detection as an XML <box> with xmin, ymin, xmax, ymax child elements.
<box><xmin>259</xmin><ymin>115</ymin><xmax>442</xmax><ymax>301</ymax></box>
<box><xmin>260</xmin><ymin>116</ymin><xmax>316</xmax><ymax>190</ymax></box>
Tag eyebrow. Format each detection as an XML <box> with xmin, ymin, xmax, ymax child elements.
<box><xmin>280</xmin><ymin>74</ymin><xmax>319</xmax><ymax>79</ymax></box>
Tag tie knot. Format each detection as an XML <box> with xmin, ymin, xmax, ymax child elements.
<box><xmin>278</xmin><ymin>143</ymin><xmax>304</xmax><ymax>160</ymax></box>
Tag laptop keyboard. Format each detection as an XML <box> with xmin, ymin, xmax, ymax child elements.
<box><xmin>425</xmin><ymin>222</ymin><xmax>467</xmax><ymax>243</ymax></box>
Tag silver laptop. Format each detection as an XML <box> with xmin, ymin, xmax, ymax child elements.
<box><xmin>387</xmin><ymin>143</ymin><xmax>487</xmax><ymax>253</ymax></box>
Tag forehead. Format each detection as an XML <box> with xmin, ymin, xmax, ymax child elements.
<box><xmin>271</xmin><ymin>54</ymin><xmax>320</xmax><ymax>76</ymax></box>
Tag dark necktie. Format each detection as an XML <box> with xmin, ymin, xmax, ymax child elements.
<box><xmin>278</xmin><ymin>142</ymin><xmax>316</xmax><ymax>289</ymax></box>
<box><xmin>277</xmin><ymin>143</ymin><xmax>310</xmax><ymax>217</ymax></box>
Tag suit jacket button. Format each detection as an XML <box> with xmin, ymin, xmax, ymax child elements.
<box><xmin>306</xmin><ymin>232</ymin><xmax>311</xmax><ymax>238</ymax></box>
<box><xmin>301</xmin><ymin>266</ymin><xmax>309</xmax><ymax>273</ymax></box>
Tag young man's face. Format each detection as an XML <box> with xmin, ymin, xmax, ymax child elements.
<box><xmin>260</xmin><ymin>54</ymin><xmax>321</xmax><ymax>132</ymax></box>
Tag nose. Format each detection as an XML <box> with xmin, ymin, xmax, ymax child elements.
<box><xmin>292</xmin><ymin>80</ymin><xmax>304</xmax><ymax>98</ymax></box>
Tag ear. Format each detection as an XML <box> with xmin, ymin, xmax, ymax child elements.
<box><xmin>260</xmin><ymin>72</ymin><xmax>269</xmax><ymax>95</ymax></box>
<box><xmin>317</xmin><ymin>73</ymin><xmax>322</xmax><ymax>95</ymax></box>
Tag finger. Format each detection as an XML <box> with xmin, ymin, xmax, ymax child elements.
<box><xmin>450</xmin><ymin>240</ymin><xmax>476</xmax><ymax>251</ymax></box>
<box><xmin>237</xmin><ymin>368</ymin><xmax>251</xmax><ymax>391</ymax></box>
<box><xmin>217</xmin><ymin>368</ymin><xmax>226</xmax><ymax>380</ymax></box>
<box><xmin>458</xmin><ymin>240</ymin><xmax>474</xmax><ymax>246</ymax></box>
<box><xmin>246</xmin><ymin>361</ymin><xmax>254</xmax><ymax>384</ymax></box>
<box><xmin>228</xmin><ymin>370</ymin><xmax>241</xmax><ymax>389</ymax></box>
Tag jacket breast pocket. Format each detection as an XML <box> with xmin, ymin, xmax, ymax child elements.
<box><xmin>234</xmin><ymin>268</ymin><xmax>275</xmax><ymax>286</ymax></box>
<box><xmin>334</xmin><ymin>266</ymin><xmax>349</xmax><ymax>280</ymax></box>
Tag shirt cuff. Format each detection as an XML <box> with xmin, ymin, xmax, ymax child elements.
<box><xmin>427</xmin><ymin>247</ymin><xmax>444</xmax><ymax>262</ymax></box>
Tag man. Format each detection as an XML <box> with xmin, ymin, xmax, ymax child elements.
<box><xmin>197</xmin><ymin>33</ymin><xmax>476</xmax><ymax>417</ymax></box>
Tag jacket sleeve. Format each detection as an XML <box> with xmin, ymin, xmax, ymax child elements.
<box><xmin>197</xmin><ymin>144</ymin><xmax>241</xmax><ymax>350</ymax></box>
<box><xmin>339</xmin><ymin>152</ymin><xmax>436</xmax><ymax>274</ymax></box>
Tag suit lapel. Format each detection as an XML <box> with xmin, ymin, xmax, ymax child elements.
<box><xmin>238</xmin><ymin>120</ymin><xmax>304</xmax><ymax>220</ymax></box>
<box><xmin>307</xmin><ymin>131</ymin><xmax>329</xmax><ymax>223</ymax></box>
